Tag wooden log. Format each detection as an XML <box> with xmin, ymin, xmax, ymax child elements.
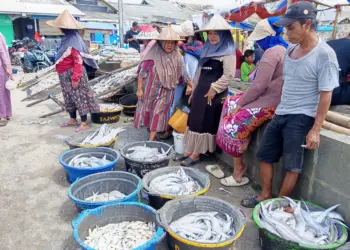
<box><xmin>323</xmin><ymin>121</ymin><xmax>350</xmax><ymax>136</ymax></box>
<box><xmin>326</xmin><ymin>110</ymin><xmax>350</xmax><ymax>129</ymax></box>
<box><xmin>39</xmin><ymin>108</ymin><xmax>65</xmax><ymax>118</ymax></box>
<box><xmin>332</xmin><ymin>6</ymin><xmax>341</xmax><ymax>40</ymax></box>
<box><xmin>26</xmin><ymin>96</ymin><xmax>50</xmax><ymax>107</ymax></box>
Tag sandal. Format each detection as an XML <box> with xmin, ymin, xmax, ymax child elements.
<box><xmin>180</xmin><ymin>157</ymin><xmax>200</xmax><ymax>167</ymax></box>
<box><xmin>61</xmin><ymin>121</ymin><xmax>78</xmax><ymax>128</ymax></box>
<box><xmin>241</xmin><ymin>196</ymin><xmax>261</xmax><ymax>208</ymax></box>
<box><xmin>220</xmin><ymin>176</ymin><xmax>249</xmax><ymax>187</ymax></box>
<box><xmin>173</xmin><ymin>153</ymin><xmax>188</xmax><ymax>162</ymax></box>
<box><xmin>75</xmin><ymin>126</ymin><xmax>89</xmax><ymax>132</ymax></box>
<box><xmin>159</xmin><ymin>131</ymin><xmax>172</xmax><ymax>140</ymax></box>
<box><xmin>205</xmin><ymin>165</ymin><xmax>225</xmax><ymax>179</ymax></box>
<box><xmin>0</xmin><ymin>120</ymin><xmax>8</xmax><ymax>127</ymax></box>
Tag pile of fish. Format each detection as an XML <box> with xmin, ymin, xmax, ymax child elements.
<box><xmin>85</xmin><ymin>190</ymin><xmax>126</xmax><ymax>202</ymax></box>
<box><xmin>68</xmin><ymin>154</ymin><xmax>111</xmax><ymax>168</ymax></box>
<box><xmin>84</xmin><ymin>221</ymin><xmax>155</xmax><ymax>250</ymax></box>
<box><xmin>80</xmin><ymin>124</ymin><xmax>125</xmax><ymax>145</ymax></box>
<box><xmin>19</xmin><ymin>65</ymin><xmax>55</xmax><ymax>84</ymax></box>
<box><xmin>259</xmin><ymin>197</ymin><xmax>347</xmax><ymax>246</ymax></box>
<box><xmin>100</xmin><ymin>103</ymin><xmax>123</xmax><ymax>113</ymax></box>
<box><xmin>170</xmin><ymin>212</ymin><xmax>235</xmax><ymax>243</ymax></box>
<box><xmin>28</xmin><ymin>74</ymin><xmax>59</xmax><ymax>96</ymax></box>
<box><xmin>149</xmin><ymin>168</ymin><xmax>202</xmax><ymax>196</ymax></box>
<box><xmin>98</xmin><ymin>47</ymin><xmax>141</xmax><ymax>64</ymax></box>
<box><xmin>91</xmin><ymin>67</ymin><xmax>137</xmax><ymax>95</ymax></box>
<box><xmin>125</xmin><ymin>144</ymin><xmax>172</xmax><ymax>162</ymax></box>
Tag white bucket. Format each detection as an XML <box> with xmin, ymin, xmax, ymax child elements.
<box><xmin>173</xmin><ymin>131</ymin><xmax>185</xmax><ymax>154</ymax></box>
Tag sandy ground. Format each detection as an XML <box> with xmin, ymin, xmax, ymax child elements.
<box><xmin>0</xmin><ymin>72</ymin><xmax>260</xmax><ymax>250</ymax></box>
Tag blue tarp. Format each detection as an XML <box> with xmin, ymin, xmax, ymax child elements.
<box><xmin>81</xmin><ymin>22</ymin><xmax>117</xmax><ymax>30</ymax></box>
<box><xmin>229</xmin><ymin>22</ymin><xmax>255</xmax><ymax>30</ymax></box>
<box><xmin>317</xmin><ymin>26</ymin><xmax>340</xmax><ymax>31</ymax></box>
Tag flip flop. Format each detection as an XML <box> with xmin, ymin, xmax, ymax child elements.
<box><xmin>61</xmin><ymin>122</ymin><xmax>78</xmax><ymax>128</ymax></box>
<box><xmin>241</xmin><ymin>196</ymin><xmax>261</xmax><ymax>208</ymax></box>
<box><xmin>220</xmin><ymin>176</ymin><xmax>249</xmax><ymax>187</ymax></box>
<box><xmin>0</xmin><ymin>120</ymin><xmax>8</xmax><ymax>127</ymax></box>
<box><xmin>173</xmin><ymin>153</ymin><xmax>187</xmax><ymax>162</ymax></box>
<box><xmin>75</xmin><ymin>126</ymin><xmax>89</xmax><ymax>132</ymax></box>
<box><xmin>205</xmin><ymin>165</ymin><xmax>225</xmax><ymax>179</ymax></box>
<box><xmin>180</xmin><ymin>157</ymin><xmax>200</xmax><ymax>167</ymax></box>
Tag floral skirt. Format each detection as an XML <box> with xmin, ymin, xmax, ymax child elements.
<box><xmin>216</xmin><ymin>93</ymin><xmax>276</xmax><ymax>157</ymax></box>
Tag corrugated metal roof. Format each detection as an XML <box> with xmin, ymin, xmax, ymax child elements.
<box><xmin>0</xmin><ymin>0</ymin><xmax>85</xmax><ymax>16</ymax></box>
<box><xmin>81</xmin><ymin>11</ymin><xmax>118</xmax><ymax>22</ymax></box>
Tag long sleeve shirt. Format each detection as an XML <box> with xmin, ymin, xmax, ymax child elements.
<box><xmin>0</xmin><ymin>33</ymin><xmax>11</xmax><ymax>70</ymax></box>
<box><xmin>56</xmin><ymin>48</ymin><xmax>83</xmax><ymax>82</ymax></box>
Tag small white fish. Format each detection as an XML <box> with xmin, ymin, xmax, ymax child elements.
<box><xmin>68</xmin><ymin>154</ymin><xmax>111</xmax><ymax>168</ymax></box>
<box><xmin>85</xmin><ymin>190</ymin><xmax>126</xmax><ymax>202</ymax></box>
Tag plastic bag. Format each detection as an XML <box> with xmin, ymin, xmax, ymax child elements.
<box><xmin>5</xmin><ymin>79</ymin><xmax>16</xmax><ymax>91</ymax></box>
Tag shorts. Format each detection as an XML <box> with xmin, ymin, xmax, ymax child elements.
<box><xmin>256</xmin><ymin>114</ymin><xmax>315</xmax><ymax>173</ymax></box>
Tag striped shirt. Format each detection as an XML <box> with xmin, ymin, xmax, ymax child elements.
<box><xmin>276</xmin><ymin>38</ymin><xmax>339</xmax><ymax>118</ymax></box>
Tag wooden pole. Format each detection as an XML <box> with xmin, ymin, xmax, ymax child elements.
<box><xmin>236</xmin><ymin>22</ymin><xmax>240</xmax><ymax>51</ymax></box>
<box><xmin>332</xmin><ymin>6</ymin><xmax>341</xmax><ymax>40</ymax></box>
<box><xmin>323</xmin><ymin>121</ymin><xmax>350</xmax><ymax>136</ymax></box>
<box><xmin>326</xmin><ymin>110</ymin><xmax>350</xmax><ymax>129</ymax></box>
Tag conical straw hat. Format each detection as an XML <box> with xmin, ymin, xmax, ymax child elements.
<box><xmin>180</xmin><ymin>20</ymin><xmax>194</xmax><ymax>36</ymax></box>
<box><xmin>198</xmin><ymin>13</ymin><xmax>236</xmax><ymax>32</ymax></box>
<box><xmin>136</xmin><ymin>24</ymin><xmax>159</xmax><ymax>40</ymax></box>
<box><xmin>47</xmin><ymin>10</ymin><xmax>84</xmax><ymax>30</ymax></box>
<box><xmin>154</xmin><ymin>24</ymin><xmax>184</xmax><ymax>41</ymax></box>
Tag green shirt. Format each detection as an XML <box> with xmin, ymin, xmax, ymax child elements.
<box><xmin>241</xmin><ymin>62</ymin><xmax>255</xmax><ymax>82</ymax></box>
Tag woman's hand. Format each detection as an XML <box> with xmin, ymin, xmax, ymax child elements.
<box><xmin>6</xmin><ymin>67</ymin><xmax>14</xmax><ymax>80</ymax></box>
<box><xmin>72</xmin><ymin>81</ymin><xmax>79</xmax><ymax>88</ymax></box>
<box><xmin>186</xmin><ymin>86</ymin><xmax>192</xmax><ymax>96</ymax></box>
<box><xmin>204</xmin><ymin>87</ymin><xmax>216</xmax><ymax>106</ymax></box>
<box><xmin>230</xmin><ymin>105</ymin><xmax>242</xmax><ymax>115</ymax></box>
<box><xmin>188</xmin><ymin>93</ymin><xmax>193</xmax><ymax>104</ymax></box>
<box><xmin>136</xmin><ymin>88</ymin><xmax>143</xmax><ymax>101</ymax></box>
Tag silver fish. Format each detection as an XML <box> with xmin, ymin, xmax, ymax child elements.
<box><xmin>81</xmin><ymin>124</ymin><xmax>125</xmax><ymax>145</ymax></box>
<box><xmin>149</xmin><ymin>168</ymin><xmax>201</xmax><ymax>196</ymax></box>
<box><xmin>68</xmin><ymin>154</ymin><xmax>111</xmax><ymax>168</ymax></box>
<box><xmin>84</xmin><ymin>221</ymin><xmax>155</xmax><ymax>250</ymax></box>
<box><xmin>126</xmin><ymin>144</ymin><xmax>173</xmax><ymax>162</ymax></box>
<box><xmin>170</xmin><ymin>212</ymin><xmax>235</xmax><ymax>243</ymax></box>
<box><xmin>85</xmin><ymin>190</ymin><xmax>126</xmax><ymax>202</ymax></box>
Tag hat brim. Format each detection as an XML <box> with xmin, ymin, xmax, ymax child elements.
<box><xmin>196</xmin><ymin>27</ymin><xmax>238</xmax><ymax>32</ymax></box>
<box><xmin>273</xmin><ymin>17</ymin><xmax>296</xmax><ymax>27</ymax></box>
<box><xmin>46</xmin><ymin>20</ymin><xmax>84</xmax><ymax>30</ymax></box>
<box><xmin>153</xmin><ymin>38</ymin><xmax>185</xmax><ymax>41</ymax></box>
<box><xmin>247</xmin><ymin>30</ymin><xmax>271</xmax><ymax>41</ymax></box>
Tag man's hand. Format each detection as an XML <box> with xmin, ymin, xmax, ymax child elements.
<box><xmin>136</xmin><ymin>88</ymin><xmax>143</xmax><ymax>101</ymax></box>
<box><xmin>306</xmin><ymin>128</ymin><xmax>321</xmax><ymax>149</ymax></box>
<box><xmin>204</xmin><ymin>87</ymin><xmax>216</xmax><ymax>106</ymax></box>
<box><xmin>72</xmin><ymin>81</ymin><xmax>79</xmax><ymax>88</ymax></box>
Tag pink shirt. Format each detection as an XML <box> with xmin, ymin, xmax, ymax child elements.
<box><xmin>238</xmin><ymin>45</ymin><xmax>286</xmax><ymax>110</ymax></box>
<box><xmin>0</xmin><ymin>33</ymin><xmax>11</xmax><ymax>69</ymax></box>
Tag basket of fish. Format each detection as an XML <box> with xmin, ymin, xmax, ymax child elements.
<box><xmin>68</xmin><ymin>171</ymin><xmax>142</xmax><ymax>210</ymax></box>
<box><xmin>72</xmin><ymin>202</ymin><xmax>166</xmax><ymax>250</ymax></box>
<box><xmin>91</xmin><ymin>104</ymin><xmax>124</xmax><ymax>124</ymax></box>
<box><xmin>102</xmin><ymin>88</ymin><xmax>129</xmax><ymax>103</ymax></box>
<box><xmin>59</xmin><ymin>147</ymin><xmax>120</xmax><ymax>183</ymax></box>
<box><xmin>142</xmin><ymin>167</ymin><xmax>210</xmax><ymax>209</ymax></box>
<box><xmin>121</xmin><ymin>141</ymin><xmax>174</xmax><ymax>178</ymax></box>
<box><xmin>253</xmin><ymin>197</ymin><xmax>348</xmax><ymax>250</ymax></box>
<box><xmin>157</xmin><ymin>196</ymin><xmax>247</xmax><ymax>250</ymax></box>
<box><xmin>65</xmin><ymin>124</ymin><xmax>125</xmax><ymax>149</ymax></box>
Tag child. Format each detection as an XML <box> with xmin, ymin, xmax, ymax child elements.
<box><xmin>240</xmin><ymin>50</ymin><xmax>255</xmax><ymax>82</ymax></box>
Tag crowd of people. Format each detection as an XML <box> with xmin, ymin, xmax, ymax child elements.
<box><xmin>0</xmin><ymin>2</ymin><xmax>349</xmax><ymax>207</ymax></box>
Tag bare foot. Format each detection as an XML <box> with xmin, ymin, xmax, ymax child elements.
<box><xmin>233</xmin><ymin>164</ymin><xmax>247</xmax><ymax>183</ymax></box>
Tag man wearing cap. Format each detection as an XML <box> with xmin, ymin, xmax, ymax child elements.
<box><xmin>125</xmin><ymin>22</ymin><xmax>140</xmax><ymax>52</ymax></box>
<box><xmin>242</xmin><ymin>1</ymin><xmax>339</xmax><ymax>208</ymax></box>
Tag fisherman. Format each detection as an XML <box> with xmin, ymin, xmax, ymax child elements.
<box><xmin>134</xmin><ymin>25</ymin><xmax>184</xmax><ymax>141</ymax></box>
<box><xmin>47</xmin><ymin>10</ymin><xmax>100</xmax><ymax>132</ymax></box>
<box><xmin>327</xmin><ymin>33</ymin><xmax>350</xmax><ymax>105</ymax></box>
<box><xmin>125</xmin><ymin>22</ymin><xmax>141</xmax><ymax>52</ymax></box>
<box><xmin>241</xmin><ymin>1</ymin><xmax>339</xmax><ymax>208</ymax></box>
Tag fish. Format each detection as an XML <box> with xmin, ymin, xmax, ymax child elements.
<box><xmin>85</xmin><ymin>190</ymin><xmax>126</xmax><ymax>202</ymax></box>
<box><xmin>169</xmin><ymin>212</ymin><xmax>235</xmax><ymax>243</ymax></box>
<box><xmin>126</xmin><ymin>144</ymin><xmax>173</xmax><ymax>162</ymax></box>
<box><xmin>259</xmin><ymin>197</ymin><xmax>345</xmax><ymax>246</ymax></box>
<box><xmin>81</xmin><ymin>124</ymin><xmax>125</xmax><ymax>145</ymax></box>
<box><xmin>84</xmin><ymin>221</ymin><xmax>155</xmax><ymax>250</ymax></box>
<box><xmin>149</xmin><ymin>167</ymin><xmax>202</xmax><ymax>196</ymax></box>
<box><xmin>68</xmin><ymin>154</ymin><xmax>111</xmax><ymax>168</ymax></box>
<box><xmin>99</xmin><ymin>103</ymin><xmax>123</xmax><ymax>113</ymax></box>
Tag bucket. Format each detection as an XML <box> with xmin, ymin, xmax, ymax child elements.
<box><xmin>168</xmin><ymin>108</ymin><xmax>188</xmax><ymax>134</ymax></box>
<box><xmin>172</xmin><ymin>131</ymin><xmax>184</xmax><ymax>154</ymax></box>
<box><xmin>59</xmin><ymin>147</ymin><xmax>120</xmax><ymax>183</ymax></box>
<box><xmin>120</xmin><ymin>93</ymin><xmax>138</xmax><ymax>117</ymax></box>
<box><xmin>65</xmin><ymin>130</ymin><xmax>118</xmax><ymax>149</ymax></box>
<box><xmin>157</xmin><ymin>196</ymin><xmax>247</xmax><ymax>250</ymax></box>
<box><xmin>253</xmin><ymin>198</ymin><xmax>348</xmax><ymax>250</ymax></box>
<box><xmin>121</xmin><ymin>141</ymin><xmax>174</xmax><ymax>178</ymax></box>
<box><xmin>68</xmin><ymin>171</ymin><xmax>142</xmax><ymax>210</ymax></box>
<box><xmin>72</xmin><ymin>202</ymin><xmax>166</xmax><ymax>250</ymax></box>
<box><xmin>142</xmin><ymin>166</ymin><xmax>210</xmax><ymax>209</ymax></box>
<box><xmin>91</xmin><ymin>109</ymin><xmax>123</xmax><ymax>124</ymax></box>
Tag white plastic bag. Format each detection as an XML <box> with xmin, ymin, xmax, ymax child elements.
<box><xmin>5</xmin><ymin>79</ymin><xmax>16</xmax><ymax>91</ymax></box>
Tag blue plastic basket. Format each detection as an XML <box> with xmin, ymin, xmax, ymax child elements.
<box><xmin>59</xmin><ymin>147</ymin><xmax>120</xmax><ymax>183</ymax></box>
<box><xmin>68</xmin><ymin>171</ymin><xmax>143</xmax><ymax>210</ymax></box>
<box><xmin>72</xmin><ymin>202</ymin><xmax>166</xmax><ymax>250</ymax></box>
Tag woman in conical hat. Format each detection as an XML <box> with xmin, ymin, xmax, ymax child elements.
<box><xmin>179</xmin><ymin>14</ymin><xmax>236</xmax><ymax>166</ymax></box>
<box><xmin>134</xmin><ymin>24</ymin><xmax>185</xmax><ymax>141</ymax></box>
<box><xmin>135</xmin><ymin>24</ymin><xmax>159</xmax><ymax>58</ymax></box>
<box><xmin>47</xmin><ymin>10</ymin><xmax>100</xmax><ymax>132</ymax></box>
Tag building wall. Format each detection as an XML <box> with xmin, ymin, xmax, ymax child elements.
<box><xmin>0</xmin><ymin>14</ymin><xmax>14</xmax><ymax>47</ymax></box>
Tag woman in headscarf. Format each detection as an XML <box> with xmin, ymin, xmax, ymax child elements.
<box><xmin>136</xmin><ymin>24</ymin><xmax>159</xmax><ymax>58</ymax></box>
<box><xmin>178</xmin><ymin>14</ymin><xmax>236</xmax><ymax>166</ymax></box>
<box><xmin>0</xmin><ymin>32</ymin><xmax>13</xmax><ymax>127</ymax></box>
<box><xmin>47</xmin><ymin>10</ymin><xmax>100</xmax><ymax>132</ymax></box>
<box><xmin>134</xmin><ymin>25</ymin><xmax>184</xmax><ymax>141</ymax></box>
<box><xmin>207</xmin><ymin>17</ymin><xmax>288</xmax><ymax>186</ymax></box>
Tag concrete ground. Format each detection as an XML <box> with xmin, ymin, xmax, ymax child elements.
<box><xmin>0</xmin><ymin>73</ymin><xmax>260</xmax><ymax>250</ymax></box>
